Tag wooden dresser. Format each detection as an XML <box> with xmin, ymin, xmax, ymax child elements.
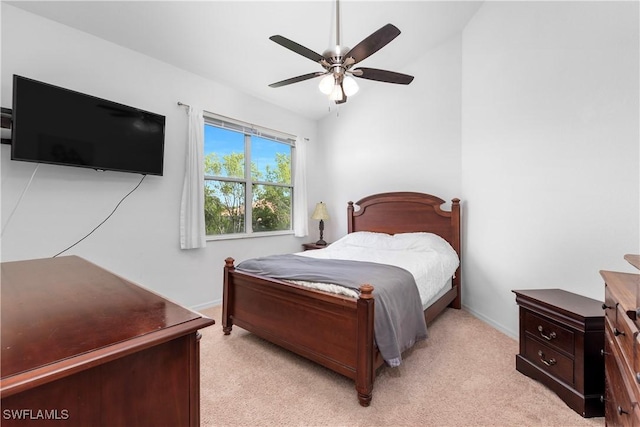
<box><xmin>513</xmin><ymin>289</ymin><xmax>605</xmax><ymax>417</ymax></box>
<box><xmin>1</xmin><ymin>256</ymin><xmax>215</xmax><ymax>427</ymax></box>
<box><xmin>602</xmin><ymin>254</ymin><xmax>640</xmax><ymax>426</ymax></box>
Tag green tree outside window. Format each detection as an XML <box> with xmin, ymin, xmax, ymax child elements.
<box><xmin>204</xmin><ymin>123</ymin><xmax>293</xmax><ymax>236</ymax></box>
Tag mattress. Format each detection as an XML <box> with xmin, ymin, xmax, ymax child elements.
<box><xmin>290</xmin><ymin>231</ymin><xmax>459</xmax><ymax>309</ymax></box>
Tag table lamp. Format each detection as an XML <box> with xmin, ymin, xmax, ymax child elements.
<box><xmin>311</xmin><ymin>202</ymin><xmax>330</xmax><ymax>246</ymax></box>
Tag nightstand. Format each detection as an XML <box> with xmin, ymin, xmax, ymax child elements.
<box><xmin>513</xmin><ymin>289</ymin><xmax>605</xmax><ymax>417</ymax></box>
<box><xmin>302</xmin><ymin>242</ymin><xmax>329</xmax><ymax>251</ymax></box>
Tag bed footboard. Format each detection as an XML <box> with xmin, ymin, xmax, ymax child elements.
<box><xmin>222</xmin><ymin>257</ymin><xmax>376</xmax><ymax>406</ymax></box>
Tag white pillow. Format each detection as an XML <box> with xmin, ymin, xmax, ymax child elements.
<box><xmin>331</xmin><ymin>231</ymin><xmax>393</xmax><ymax>249</ymax></box>
<box><xmin>392</xmin><ymin>232</ymin><xmax>457</xmax><ymax>255</ymax></box>
<box><xmin>333</xmin><ymin>231</ymin><xmax>457</xmax><ymax>257</ymax></box>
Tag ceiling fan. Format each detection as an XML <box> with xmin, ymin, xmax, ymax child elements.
<box><xmin>268</xmin><ymin>0</ymin><xmax>414</xmax><ymax>105</ymax></box>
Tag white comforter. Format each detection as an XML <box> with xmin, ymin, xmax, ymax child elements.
<box><xmin>294</xmin><ymin>231</ymin><xmax>460</xmax><ymax>307</ymax></box>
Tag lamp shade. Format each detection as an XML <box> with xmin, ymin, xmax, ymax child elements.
<box><xmin>311</xmin><ymin>202</ymin><xmax>330</xmax><ymax>221</ymax></box>
<box><xmin>342</xmin><ymin>75</ymin><xmax>359</xmax><ymax>97</ymax></box>
<box><xmin>318</xmin><ymin>75</ymin><xmax>335</xmax><ymax>95</ymax></box>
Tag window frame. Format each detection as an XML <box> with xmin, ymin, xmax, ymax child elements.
<box><xmin>203</xmin><ymin>112</ymin><xmax>296</xmax><ymax>241</ymax></box>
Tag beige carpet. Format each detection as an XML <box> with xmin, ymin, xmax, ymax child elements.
<box><xmin>198</xmin><ymin>305</ymin><xmax>605</xmax><ymax>427</ymax></box>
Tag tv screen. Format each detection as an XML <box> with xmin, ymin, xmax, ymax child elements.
<box><xmin>11</xmin><ymin>75</ymin><xmax>165</xmax><ymax>176</ymax></box>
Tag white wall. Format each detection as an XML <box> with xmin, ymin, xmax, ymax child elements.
<box><xmin>2</xmin><ymin>2</ymin><xmax>638</xmax><ymax>339</ymax></box>
<box><xmin>316</xmin><ymin>35</ymin><xmax>463</xmax><ymax>241</ymax></box>
<box><xmin>316</xmin><ymin>1</ymin><xmax>639</xmax><ymax>338</ymax></box>
<box><xmin>461</xmin><ymin>1</ymin><xmax>639</xmax><ymax>336</ymax></box>
<box><xmin>1</xmin><ymin>4</ymin><xmax>318</xmax><ymax>309</ymax></box>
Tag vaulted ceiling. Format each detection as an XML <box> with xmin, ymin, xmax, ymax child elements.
<box><xmin>7</xmin><ymin>1</ymin><xmax>483</xmax><ymax>120</ymax></box>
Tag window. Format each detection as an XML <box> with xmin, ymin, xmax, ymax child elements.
<box><xmin>203</xmin><ymin>114</ymin><xmax>294</xmax><ymax>238</ymax></box>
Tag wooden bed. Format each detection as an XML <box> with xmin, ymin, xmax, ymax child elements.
<box><xmin>222</xmin><ymin>192</ymin><xmax>461</xmax><ymax>406</ymax></box>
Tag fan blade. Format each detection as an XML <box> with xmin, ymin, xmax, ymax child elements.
<box><xmin>269</xmin><ymin>35</ymin><xmax>325</xmax><ymax>63</ymax></box>
<box><xmin>345</xmin><ymin>24</ymin><xmax>401</xmax><ymax>64</ymax></box>
<box><xmin>352</xmin><ymin>68</ymin><xmax>414</xmax><ymax>85</ymax></box>
<box><xmin>269</xmin><ymin>72</ymin><xmax>326</xmax><ymax>88</ymax></box>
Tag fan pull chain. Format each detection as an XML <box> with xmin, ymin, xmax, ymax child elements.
<box><xmin>327</xmin><ymin>100</ymin><xmax>340</xmax><ymax>117</ymax></box>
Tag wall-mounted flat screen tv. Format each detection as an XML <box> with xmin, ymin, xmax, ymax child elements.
<box><xmin>11</xmin><ymin>75</ymin><xmax>165</xmax><ymax>176</ymax></box>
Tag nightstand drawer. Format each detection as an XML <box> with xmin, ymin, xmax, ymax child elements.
<box><xmin>523</xmin><ymin>310</ymin><xmax>574</xmax><ymax>356</ymax></box>
<box><xmin>524</xmin><ymin>337</ymin><xmax>574</xmax><ymax>386</ymax></box>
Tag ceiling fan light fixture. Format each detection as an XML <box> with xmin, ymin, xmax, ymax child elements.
<box><xmin>342</xmin><ymin>75</ymin><xmax>359</xmax><ymax>97</ymax></box>
<box><xmin>268</xmin><ymin>0</ymin><xmax>414</xmax><ymax>107</ymax></box>
<box><xmin>329</xmin><ymin>83</ymin><xmax>345</xmax><ymax>102</ymax></box>
<box><xmin>318</xmin><ymin>74</ymin><xmax>335</xmax><ymax>95</ymax></box>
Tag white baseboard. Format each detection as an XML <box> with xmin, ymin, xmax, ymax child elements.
<box><xmin>190</xmin><ymin>298</ymin><xmax>221</xmax><ymax>312</ymax></box>
<box><xmin>462</xmin><ymin>303</ymin><xmax>518</xmax><ymax>340</ymax></box>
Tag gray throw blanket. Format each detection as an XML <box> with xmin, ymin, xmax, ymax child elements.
<box><xmin>236</xmin><ymin>254</ymin><xmax>428</xmax><ymax>367</ymax></box>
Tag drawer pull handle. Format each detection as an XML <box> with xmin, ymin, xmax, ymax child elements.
<box><xmin>602</xmin><ymin>303</ymin><xmax>615</xmax><ymax>310</ymax></box>
<box><xmin>537</xmin><ymin>325</ymin><xmax>556</xmax><ymax>341</ymax></box>
<box><xmin>537</xmin><ymin>350</ymin><xmax>556</xmax><ymax>367</ymax></box>
<box><xmin>617</xmin><ymin>406</ymin><xmax>629</xmax><ymax>416</ymax></box>
<box><xmin>614</xmin><ymin>328</ymin><xmax>625</xmax><ymax>337</ymax></box>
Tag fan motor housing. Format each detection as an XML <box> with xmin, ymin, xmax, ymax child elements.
<box><xmin>323</xmin><ymin>45</ymin><xmax>350</xmax><ymax>65</ymax></box>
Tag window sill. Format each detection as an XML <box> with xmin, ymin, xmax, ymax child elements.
<box><xmin>206</xmin><ymin>230</ymin><xmax>294</xmax><ymax>242</ymax></box>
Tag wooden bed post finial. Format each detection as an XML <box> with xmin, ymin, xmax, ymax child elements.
<box><xmin>359</xmin><ymin>284</ymin><xmax>374</xmax><ymax>299</ymax></box>
<box><xmin>225</xmin><ymin>257</ymin><xmax>235</xmax><ymax>269</ymax></box>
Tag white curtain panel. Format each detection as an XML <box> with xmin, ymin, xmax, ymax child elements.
<box><xmin>179</xmin><ymin>106</ymin><xmax>206</xmax><ymax>249</ymax></box>
<box><xmin>293</xmin><ymin>136</ymin><xmax>309</xmax><ymax>237</ymax></box>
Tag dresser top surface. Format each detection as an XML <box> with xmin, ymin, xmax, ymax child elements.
<box><xmin>1</xmin><ymin>256</ymin><xmax>213</xmax><ymax>379</ymax></box>
<box><xmin>624</xmin><ymin>254</ymin><xmax>640</xmax><ymax>270</ymax></box>
<box><xmin>601</xmin><ymin>270</ymin><xmax>640</xmax><ymax>312</ymax></box>
<box><xmin>513</xmin><ymin>288</ymin><xmax>604</xmax><ymax>319</ymax></box>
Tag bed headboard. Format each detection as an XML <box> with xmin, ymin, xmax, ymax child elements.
<box><xmin>347</xmin><ymin>192</ymin><xmax>461</xmax><ymax>260</ymax></box>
